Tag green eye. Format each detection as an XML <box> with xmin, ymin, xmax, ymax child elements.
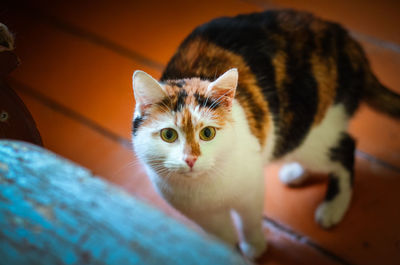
<box><xmin>199</xmin><ymin>126</ymin><xmax>216</xmax><ymax>141</ymax></box>
<box><xmin>160</xmin><ymin>128</ymin><xmax>178</xmax><ymax>143</ymax></box>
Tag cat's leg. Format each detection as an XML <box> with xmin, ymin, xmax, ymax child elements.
<box><xmin>235</xmin><ymin>178</ymin><xmax>267</xmax><ymax>259</ymax></box>
<box><xmin>194</xmin><ymin>210</ymin><xmax>238</xmax><ymax>247</ymax></box>
<box><xmin>279</xmin><ymin>162</ymin><xmax>309</xmax><ymax>186</ymax></box>
<box><xmin>236</xmin><ymin>205</ymin><xmax>267</xmax><ymax>259</ymax></box>
<box><xmin>315</xmin><ymin>133</ymin><xmax>355</xmax><ymax>228</ymax></box>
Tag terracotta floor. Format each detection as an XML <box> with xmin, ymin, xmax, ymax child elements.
<box><xmin>2</xmin><ymin>0</ymin><xmax>400</xmax><ymax>264</ymax></box>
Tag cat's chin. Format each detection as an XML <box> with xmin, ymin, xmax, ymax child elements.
<box><xmin>182</xmin><ymin>171</ymin><xmax>203</xmax><ymax>179</ymax></box>
<box><xmin>167</xmin><ymin>169</ymin><xmax>205</xmax><ymax>179</ymax></box>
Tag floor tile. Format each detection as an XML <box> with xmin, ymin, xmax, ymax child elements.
<box><xmin>264</xmin><ymin>159</ymin><xmax>400</xmax><ymax>265</ymax></box>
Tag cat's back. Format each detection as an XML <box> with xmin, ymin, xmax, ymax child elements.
<box><xmin>162</xmin><ymin>9</ymin><xmax>350</xmax><ymax>79</ymax></box>
<box><xmin>162</xmin><ymin>9</ymin><xmax>370</xmax><ymax>158</ymax></box>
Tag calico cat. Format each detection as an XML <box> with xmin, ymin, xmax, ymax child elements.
<box><xmin>131</xmin><ymin>9</ymin><xmax>400</xmax><ymax>259</ymax></box>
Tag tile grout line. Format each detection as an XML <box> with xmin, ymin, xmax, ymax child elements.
<box><xmin>351</xmin><ymin>32</ymin><xmax>400</xmax><ymax>54</ymax></box>
<box><xmin>356</xmin><ymin>150</ymin><xmax>400</xmax><ymax>172</ymax></box>
<box><xmin>241</xmin><ymin>0</ymin><xmax>400</xmax><ymax>54</ymax></box>
<box><xmin>263</xmin><ymin>216</ymin><xmax>355</xmax><ymax>265</ymax></box>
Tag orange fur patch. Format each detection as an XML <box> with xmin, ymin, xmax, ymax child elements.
<box><xmin>272</xmin><ymin>50</ymin><xmax>293</xmax><ymax>126</ymax></box>
<box><xmin>311</xmin><ymin>53</ymin><xmax>337</xmax><ymax>125</ymax></box>
<box><xmin>180</xmin><ymin>108</ymin><xmax>201</xmax><ymax>156</ymax></box>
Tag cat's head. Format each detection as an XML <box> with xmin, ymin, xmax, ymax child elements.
<box><xmin>132</xmin><ymin>69</ymin><xmax>238</xmax><ymax>179</ymax></box>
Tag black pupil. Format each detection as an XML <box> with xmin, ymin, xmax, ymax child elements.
<box><xmin>204</xmin><ymin>128</ymin><xmax>211</xmax><ymax>138</ymax></box>
<box><xmin>165</xmin><ymin>129</ymin><xmax>173</xmax><ymax>139</ymax></box>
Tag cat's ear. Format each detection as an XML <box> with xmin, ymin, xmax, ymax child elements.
<box><xmin>132</xmin><ymin>70</ymin><xmax>166</xmax><ymax>112</ymax></box>
<box><xmin>207</xmin><ymin>68</ymin><xmax>238</xmax><ymax>108</ymax></box>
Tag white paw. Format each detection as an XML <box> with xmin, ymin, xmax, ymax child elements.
<box><xmin>315</xmin><ymin>196</ymin><xmax>351</xmax><ymax>228</ymax></box>
<box><xmin>279</xmin><ymin>162</ymin><xmax>308</xmax><ymax>186</ymax></box>
<box><xmin>239</xmin><ymin>239</ymin><xmax>267</xmax><ymax>260</ymax></box>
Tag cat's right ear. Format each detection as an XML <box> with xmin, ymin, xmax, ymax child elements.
<box><xmin>132</xmin><ymin>70</ymin><xmax>166</xmax><ymax>113</ymax></box>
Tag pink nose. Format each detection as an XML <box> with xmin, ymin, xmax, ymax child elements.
<box><xmin>185</xmin><ymin>156</ymin><xmax>197</xmax><ymax>169</ymax></box>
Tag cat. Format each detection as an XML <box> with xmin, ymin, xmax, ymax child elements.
<box><xmin>131</xmin><ymin>9</ymin><xmax>400</xmax><ymax>259</ymax></box>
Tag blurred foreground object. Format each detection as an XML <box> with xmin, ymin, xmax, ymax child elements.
<box><xmin>0</xmin><ymin>140</ymin><xmax>248</xmax><ymax>265</ymax></box>
<box><xmin>0</xmin><ymin>23</ymin><xmax>42</xmax><ymax>146</ymax></box>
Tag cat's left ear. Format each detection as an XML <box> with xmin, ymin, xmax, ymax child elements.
<box><xmin>132</xmin><ymin>70</ymin><xmax>166</xmax><ymax>113</ymax></box>
<box><xmin>207</xmin><ymin>68</ymin><xmax>238</xmax><ymax>108</ymax></box>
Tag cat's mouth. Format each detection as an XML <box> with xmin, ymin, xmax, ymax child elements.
<box><xmin>156</xmin><ymin>164</ymin><xmax>206</xmax><ymax>179</ymax></box>
<box><xmin>173</xmin><ymin>167</ymin><xmax>203</xmax><ymax>178</ymax></box>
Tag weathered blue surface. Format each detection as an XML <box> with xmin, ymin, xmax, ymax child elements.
<box><xmin>0</xmin><ymin>140</ymin><xmax>249</xmax><ymax>265</ymax></box>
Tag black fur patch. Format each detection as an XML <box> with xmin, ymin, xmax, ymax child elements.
<box><xmin>169</xmin><ymin>80</ymin><xmax>186</xmax><ymax>88</ymax></box>
<box><xmin>194</xmin><ymin>92</ymin><xmax>220</xmax><ymax>109</ymax></box>
<box><xmin>273</xmin><ymin>25</ymin><xmax>319</xmax><ymax>158</ymax></box>
<box><xmin>132</xmin><ymin>116</ymin><xmax>145</xmax><ymax>136</ymax></box>
<box><xmin>174</xmin><ymin>89</ymin><xmax>188</xmax><ymax>112</ymax></box>
<box><xmin>325</xmin><ymin>174</ymin><xmax>340</xmax><ymax>201</ymax></box>
<box><xmin>334</xmin><ymin>29</ymin><xmax>364</xmax><ymax>116</ymax></box>
<box><xmin>330</xmin><ymin>133</ymin><xmax>356</xmax><ymax>185</ymax></box>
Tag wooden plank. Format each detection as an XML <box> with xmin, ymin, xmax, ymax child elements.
<box><xmin>0</xmin><ymin>140</ymin><xmax>247</xmax><ymax>265</ymax></box>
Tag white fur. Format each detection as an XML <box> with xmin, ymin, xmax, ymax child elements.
<box><xmin>207</xmin><ymin>68</ymin><xmax>238</xmax><ymax>93</ymax></box>
<box><xmin>280</xmin><ymin>104</ymin><xmax>353</xmax><ymax>228</ymax></box>
<box><xmin>315</xmin><ymin>167</ymin><xmax>352</xmax><ymax>228</ymax></box>
<box><xmin>283</xmin><ymin>104</ymin><xmax>349</xmax><ymax>170</ymax></box>
<box><xmin>262</xmin><ymin>120</ymin><xmax>276</xmax><ymax>163</ymax></box>
<box><xmin>132</xmin><ymin>70</ymin><xmax>166</xmax><ymax>111</ymax></box>
<box><xmin>0</xmin><ymin>23</ymin><xmax>14</xmax><ymax>52</ymax></box>
<box><xmin>279</xmin><ymin>162</ymin><xmax>308</xmax><ymax>186</ymax></box>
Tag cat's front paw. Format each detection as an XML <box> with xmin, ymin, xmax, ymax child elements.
<box><xmin>239</xmin><ymin>239</ymin><xmax>267</xmax><ymax>260</ymax></box>
<box><xmin>279</xmin><ymin>162</ymin><xmax>308</xmax><ymax>186</ymax></box>
<box><xmin>315</xmin><ymin>198</ymin><xmax>350</xmax><ymax>228</ymax></box>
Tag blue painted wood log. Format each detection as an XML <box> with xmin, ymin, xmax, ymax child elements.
<box><xmin>0</xmin><ymin>140</ymin><xmax>248</xmax><ymax>265</ymax></box>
